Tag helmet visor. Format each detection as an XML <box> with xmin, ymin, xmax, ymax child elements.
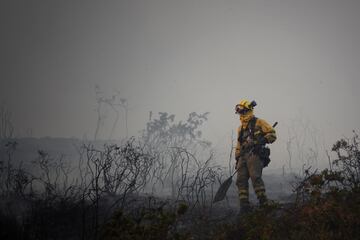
<box><xmin>235</xmin><ymin>104</ymin><xmax>250</xmax><ymax>115</ymax></box>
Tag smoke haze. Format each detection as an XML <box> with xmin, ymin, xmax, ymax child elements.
<box><xmin>1</xmin><ymin>0</ymin><xmax>360</xmax><ymax>169</ymax></box>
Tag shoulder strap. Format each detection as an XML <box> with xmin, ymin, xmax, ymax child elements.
<box><xmin>248</xmin><ymin>117</ymin><xmax>257</xmax><ymax>140</ymax></box>
<box><xmin>238</xmin><ymin>117</ymin><xmax>257</xmax><ymax>143</ymax></box>
<box><xmin>249</xmin><ymin>117</ymin><xmax>257</xmax><ymax>136</ymax></box>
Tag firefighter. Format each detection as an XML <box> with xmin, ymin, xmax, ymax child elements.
<box><xmin>234</xmin><ymin>100</ymin><xmax>276</xmax><ymax>214</ymax></box>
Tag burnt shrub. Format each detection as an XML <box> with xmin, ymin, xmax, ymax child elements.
<box><xmin>100</xmin><ymin>200</ymin><xmax>190</xmax><ymax>240</ymax></box>
<box><xmin>212</xmin><ymin>131</ymin><xmax>360</xmax><ymax>240</ymax></box>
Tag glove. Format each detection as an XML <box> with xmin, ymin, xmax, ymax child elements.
<box><xmin>235</xmin><ymin>153</ymin><xmax>241</xmax><ymax>169</ymax></box>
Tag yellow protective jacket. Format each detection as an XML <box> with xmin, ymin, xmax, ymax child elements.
<box><xmin>235</xmin><ymin>117</ymin><xmax>276</xmax><ymax>160</ymax></box>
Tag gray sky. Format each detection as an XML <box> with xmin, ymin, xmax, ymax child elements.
<box><xmin>1</xmin><ymin>0</ymin><xmax>360</xmax><ymax>169</ymax></box>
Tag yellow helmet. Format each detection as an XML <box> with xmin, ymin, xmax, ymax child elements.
<box><xmin>235</xmin><ymin>100</ymin><xmax>257</xmax><ymax>114</ymax></box>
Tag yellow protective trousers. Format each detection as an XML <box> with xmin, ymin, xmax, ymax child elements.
<box><xmin>236</xmin><ymin>152</ymin><xmax>266</xmax><ymax>202</ymax></box>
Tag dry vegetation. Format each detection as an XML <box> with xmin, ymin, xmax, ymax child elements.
<box><xmin>214</xmin><ymin>131</ymin><xmax>360</xmax><ymax>240</ymax></box>
<box><xmin>0</xmin><ymin>108</ymin><xmax>359</xmax><ymax>240</ymax></box>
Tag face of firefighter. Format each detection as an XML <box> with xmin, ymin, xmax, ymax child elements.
<box><xmin>235</xmin><ymin>103</ymin><xmax>254</xmax><ymax>127</ymax></box>
<box><xmin>239</xmin><ymin>108</ymin><xmax>254</xmax><ymax>127</ymax></box>
<box><xmin>235</xmin><ymin>104</ymin><xmax>250</xmax><ymax>115</ymax></box>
